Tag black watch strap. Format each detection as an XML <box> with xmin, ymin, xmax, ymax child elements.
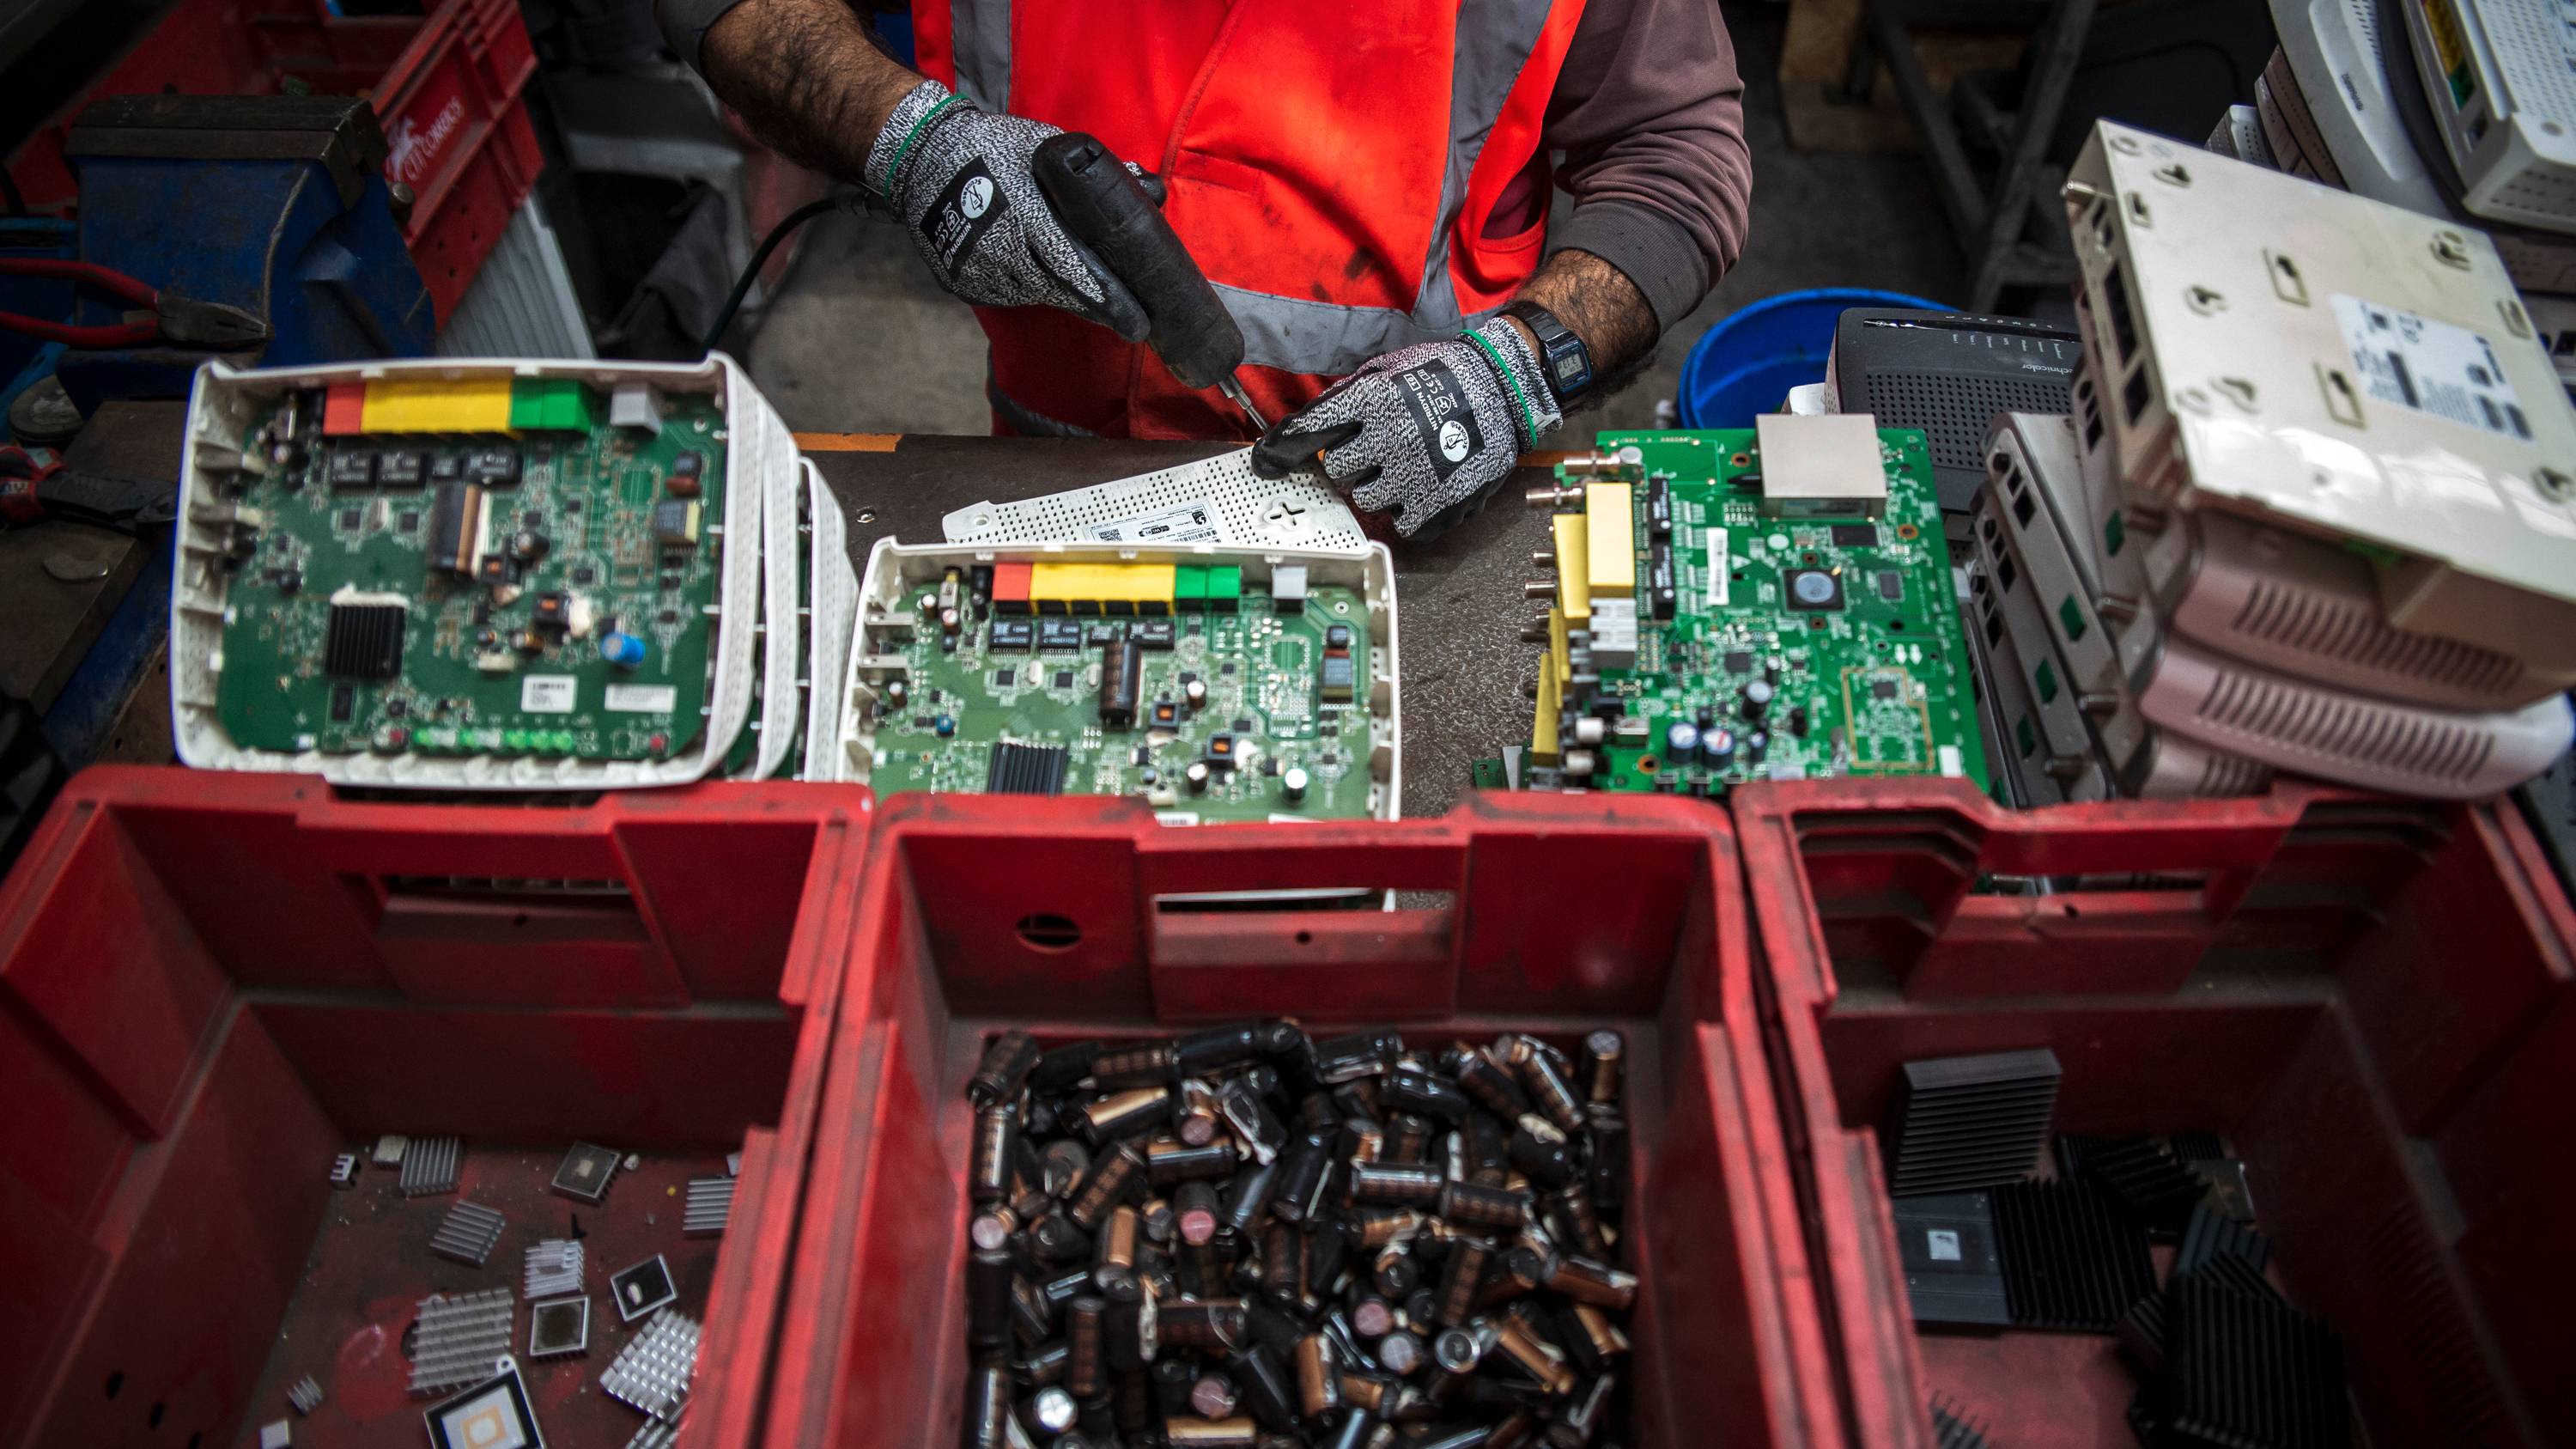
<box><xmin>1501</xmin><ymin>301</ymin><xmax>1593</xmax><ymax>407</ymax></box>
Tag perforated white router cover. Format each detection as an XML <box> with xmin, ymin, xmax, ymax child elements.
<box><xmin>802</xmin><ymin>459</ymin><xmax>859</xmax><ymax>781</ymax></box>
<box><xmin>941</xmin><ymin>448</ymin><xmax>1369</xmax><ymax>552</ymax></box>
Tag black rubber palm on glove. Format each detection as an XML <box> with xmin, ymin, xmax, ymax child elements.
<box><xmin>1249</xmin><ymin>317</ymin><xmax>1564</xmax><ymax>540</ymax></box>
<box><xmin>865</xmin><ymin>80</ymin><xmax>1152</xmax><ymax>338</ymax></box>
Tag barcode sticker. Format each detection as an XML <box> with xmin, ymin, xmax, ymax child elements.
<box><xmin>1086</xmin><ymin>498</ymin><xmax>1223</xmax><ymax>545</ymax></box>
<box><xmin>519</xmin><ymin>676</ymin><xmax>576</xmax><ymax>713</ymax></box>
<box><xmin>2331</xmin><ymin>294</ymin><xmax>2533</xmax><ymax>441</ymax></box>
<box><xmin>1706</xmin><ymin>527</ymin><xmax>1731</xmax><ymax>607</ymax></box>
<box><xmin>605</xmin><ymin>684</ymin><xmax>677</xmax><ymax>714</ymax></box>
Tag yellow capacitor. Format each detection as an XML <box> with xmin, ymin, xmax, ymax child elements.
<box><xmin>1547</xmin><ymin>606</ymin><xmax>1571</xmax><ymax>688</ymax></box>
<box><xmin>1028</xmin><ymin>563</ymin><xmax>1178</xmax><ymax>610</ymax></box>
<box><xmin>1551</xmin><ymin>512</ymin><xmax>1591</xmax><ymax>623</ymax></box>
<box><xmin>1530</xmin><ymin>650</ymin><xmax>1562</xmax><ymax>764</ymax></box>
<box><xmin>1584</xmin><ymin>481</ymin><xmax>1635</xmax><ymax>597</ymax></box>
<box><xmin>360</xmin><ymin>378</ymin><xmax>516</xmax><ymax>434</ymax></box>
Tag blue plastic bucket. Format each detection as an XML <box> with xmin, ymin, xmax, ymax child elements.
<box><xmin>1676</xmin><ymin>287</ymin><xmax>1947</xmax><ymax>429</ymax></box>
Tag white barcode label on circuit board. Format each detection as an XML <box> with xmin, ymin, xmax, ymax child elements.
<box><xmin>1086</xmin><ymin>498</ymin><xmax>1222</xmax><ymax>545</ymax></box>
<box><xmin>1706</xmin><ymin>526</ymin><xmax>1730</xmax><ymax>606</ymax></box>
<box><xmin>2330</xmin><ymin>294</ymin><xmax>2535</xmax><ymax>441</ymax></box>
<box><xmin>520</xmin><ymin>676</ymin><xmax>577</xmax><ymax>713</ymax></box>
<box><xmin>605</xmin><ymin>684</ymin><xmax>678</xmax><ymax>714</ymax></box>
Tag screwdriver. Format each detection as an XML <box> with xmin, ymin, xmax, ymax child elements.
<box><xmin>1031</xmin><ymin>133</ymin><xmax>1269</xmax><ymax>436</ymax></box>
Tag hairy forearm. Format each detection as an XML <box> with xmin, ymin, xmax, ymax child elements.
<box><xmin>1504</xmin><ymin>248</ymin><xmax>1661</xmax><ymax>403</ymax></box>
<box><xmin>700</xmin><ymin>0</ymin><xmax>922</xmax><ymax>183</ymax></box>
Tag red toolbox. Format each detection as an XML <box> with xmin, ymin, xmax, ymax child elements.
<box><xmin>5</xmin><ymin>0</ymin><xmax>540</xmax><ymax>321</ymax></box>
<box><xmin>1731</xmin><ymin>779</ymin><xmax>2576</xmax><ymax>1448</ymax></box>
<box><xmin>0</xmin><ymin>768</ymin><xmax>871</xmax><ymax>1449</ymax></box>
<box><xmin>750</xmin><ymin>788</ymin><xmax>1847</xmax><ymax>1449</ymax></box>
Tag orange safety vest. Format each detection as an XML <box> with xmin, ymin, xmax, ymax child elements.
<box><xmin>913</xmin><ymin>0</ymin><xmax>1588</xmax><ymax>440</ymax></box>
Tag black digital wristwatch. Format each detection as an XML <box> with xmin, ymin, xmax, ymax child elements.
<box><xmin>1501</xmin><ymin>300</ymin><xmax>1594</xmax><ymax>408</ymax></box>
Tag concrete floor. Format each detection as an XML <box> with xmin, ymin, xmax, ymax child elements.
<box><xmin>744</xmin><ymin>3</ymin><xmax>1966</xmax><ymax>437</ymax></box>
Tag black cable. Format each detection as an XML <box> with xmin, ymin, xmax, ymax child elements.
<box><xmin>701</xmin><ymin>196</ymin><xmax>842</xmax><ymax>356</ymax></box>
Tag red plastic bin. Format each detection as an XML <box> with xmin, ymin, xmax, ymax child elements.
<box><xmin>0</xmin><ymin>767</ymin><xmax>872</xmax><ymax>1449</ymax></box>
<box><xmin>746</xmin><ymin>789</ymin><xmax>1847</xmax><ymax>1449</ymax></box>
<box><xmin>5</xmin><ymin>0</ymin><xmax>540</xmax><ymax>321</ymax></box>
<box><xmin>1731</xmin><ymin>778</ymin><xmax>2576</xmax><ymax>1448</ymax></box>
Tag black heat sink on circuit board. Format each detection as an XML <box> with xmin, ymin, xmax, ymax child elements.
<box><xmin>1885</xmin><ymin>1049</ymin><xmax>2062</xmax><ymax>1196</ymax></box>
<box><xmin>324</xmin><ymin>601</ymin><xmax>406</xmax><ymax>679</ymax></box>
<box><xmin>985</xmin><ymin>740</ymin><xmax>1070</xmax><ymax>795</ymax></box>
<box><xmin>1991</xmin><ymin>1178</ymin><xmax>2155</xmax><ymax>1331</ymax></box>
<box><xmin>2161</xmin><ymin>1271</ymin><xmax>2352</xmax><ymax>1449</ymax></box>
<box><xmin>1929</xmin><ymin>1395</ymin><xmax>1995</xmax><ymax>1449</ymax></box>
<box><xmin>2166</xmin><ymin>1130</ymin><xmax>2227</xmax><ymax>1163</ymax></box>
<box><xmin>2173</xmin><ymin>1203</ymin><xmax>2271</xmax><ymax>1279</ymax></box>
<box><xmin>2057</xmin><ymin>1134</ymin><xmax>2209</xmax><ymax>1239</ymax></box>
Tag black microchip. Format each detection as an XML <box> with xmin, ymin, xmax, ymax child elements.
<box><xmin>428</xmin><ymin>453</ymin><xmax>465</xmax><ymax>482</ymax></box>
<box><xmin>1088</xmin><ymin>623</ymin><xmax>1124</xmax><ymax>645</ymax></box>
<box><xmin>990</xmin><ymin>618</ymin><xmax>1035</xmax><ymax>651</ymax></box>
<box><xmin>1725</xmin><ymin>651</ymin><xmax>1753</xmax><ymax>673</ymax></box>
<box><xmin>659</xmin><ymin>609</ymin><xmax>680</xmax><ymax>624</ymax></box>
<box><xmin>465</xmin><ymin>447</ymin><xmax>522</xmax><ymax>486</ymax></box>
<box><xmin>325</xmin><ymin>452</ymin><xmax>377</xmax><ymax>490</ymax></box>
<box><xmin>995</xmin><ymin>668</ymin><xmax>1016</xmax><ymax>686</ymax></box>
<box><xmin>1878</xmin><ymin>570</ymin><xmax>1904</xmax><ymax>601</ymax></box>
<box><xmin>1037</xmin><ymin>618</ymin><xmax>1084</xmax><ymax>651</ymax></box>
<box><xmin>671</xmin><ymin>450</ymin><xmax>705</xmax><ymax>478</ymax></box>
<box><xmin>1832</xmin><ymin>524</ymin><xmax>1879</xmax><ymax>547</ymax></box>
<box><xmin>329</xmin><ymin>684</ymin><xmax>355</xmax><ymax>722</ymax></box>
<box><xmin>1783</xmin><ymin>568</ymin><xmax>1845</xmax><ymax>612</ymax></box>
<box><xmin>1233</xmin><ymin>717</ymin><xmax>1253</xmax><ymax>734</ymax></box>
<box><xmin>323</xmin><ymin>602</ymin><xmax>405</xmax><ymax>679</ymax></box>
<box><xmin>1221</xmin><ymin>663</ymin><xmax>1236</xmax><ymax>675</ymax></box>
<box><xmin>1325</xmin><ymin>625</ymin><xmax>1353</xmax><ymax>649</ymax></box>
<box><xmin>572</xmin><ymin>566</ymin><xmax>595</xmax><ymax>584</ymax></box>
<box><xmin>1179</xmin><ymin>672</ymin><xmax>1197</xmax><ymax>685</ymax></box>
<box><xmin>1132</xmin><ymin>619</ymin><xmax>1176</xmax><ymax>649</ymax></box>
<box><xmin>522</xmin><ymin>509</ymin><xmax>544</xmax><ymax>529</ymax></box>
<box><xmin>1263</xmin><ymin>758</ymin><xmax>1280</xmax><ymax>776</ymax></box>
<box><xmin>914</xmin><ymin>715</ymin><xmax>936</xmax><ymax>729</ymax></box>
<box><xmin>1053</xmin><ymin>671</ymin><xmax>1075</xmax><ymax>690</ymax></box>
<box><xmin>386</xmin><ymin>698</ymin><xmax>407</xmax><ymax>718</ymax></box>
<box><xmin>987</xmin><ymin>741</ymin><xmax>1071</xmax><ymax>795</ymax></box>
<box><xmin>1873</xmin><ymin>679</ymin><xmax>1899</xmax><ymax>699</ymax></box>
<box><xmin>398</xmin><ymin>510</ymin><xmax>420</xmax><ymax>532</ymax></box>
<box><xmin>338</xmin><ymin>507</ymin><xmax>361</xmax><ymax>529</ymax></box>
<box><xmin>377</xmin><ymin>450</ymin><xmax>427</xmax><ymax>489</ymax></box>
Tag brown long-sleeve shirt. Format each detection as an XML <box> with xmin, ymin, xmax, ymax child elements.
<box><xmin>659</xmin><ymin>0</ymin><xmax>1751</xmax><ymax>333</ymax></box>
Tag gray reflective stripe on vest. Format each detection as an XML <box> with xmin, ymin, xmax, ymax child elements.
<box><xmin>953</xmin><ymin>0</ymin><xmax>1558</xmax><ymax>378</ymax></box>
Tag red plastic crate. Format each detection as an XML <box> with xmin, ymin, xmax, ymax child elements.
<box><xmin>6</xmin><ymin>0</ymin><xmax>539</xmax><ymax>321</ymax></box>
<box><xmin>750</xmin><ymin>789</ymin><xmax>1850</xmax><ymax>1449</ymax></box>
<box><xmin>0</xmin><ymin>767</ymin><xmax>872</xmax><ymax>1449</ymax></box>
<box><xmin>1731</xmin><ymin>779</ymin><xmax>2576</xmax><ymax>1448</ymax></box>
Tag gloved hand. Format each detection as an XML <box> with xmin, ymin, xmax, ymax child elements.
<box><xmin>1249</xmin><ymin>316</ymin><xmax>1564</xmax><ymax>539</ymax></box>
<box><xmin>864</xmin><ymin>79</ymin><xmax>1151</xmax><ymax>338</ymax></box>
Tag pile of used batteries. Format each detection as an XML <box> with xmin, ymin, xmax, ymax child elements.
<box><xmin>963</xmin><ymin>1022</ymin><xmax>1637</xmax><ymax>1449</ymax></box>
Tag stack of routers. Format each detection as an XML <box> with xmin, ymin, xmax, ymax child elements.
<box><xmin>1971</xmin><ymin>119</ymin><xmax>2575</xmax><ymax>802</ymax></box>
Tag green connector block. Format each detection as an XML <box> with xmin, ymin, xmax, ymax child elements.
<box><xmin>1173</xmin><ymin>565</ymin><xmax>1208</xmax><ymax>612</ymax></box>
<box><xmin>509</xmin><ymin>380</ymin><xmax>595</xmax><ymax>432</ymax></box>
<box><xmin>1207</xmin><ymin>565</ymin><xmax>1242</xmax><ymax>612</ymax></box>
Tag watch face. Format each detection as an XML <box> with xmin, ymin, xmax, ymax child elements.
<box><xmin>1553</xmin><ymin>355</ymin><xmax>1586</xmax><ymax>387</ymax></box>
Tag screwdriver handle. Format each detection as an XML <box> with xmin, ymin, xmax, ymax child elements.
<box><xmin>1031</xmin><ymin>131</ymin><xmax>1244</xmax><ymax>391</ymax></box>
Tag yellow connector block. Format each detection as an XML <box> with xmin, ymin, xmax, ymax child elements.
<box><xmin>1551</xmin><ymin>512</ymin><xmax>1592</xmax><ymax>623</ymax></box>
<box><xmin>1530</xmin><ymin>649</ymin><xmax>1562</xmax><ymax>765</ymax></box>
<box><xmin>1584</xmin><ymin>481</ymin><xmax>1635</xmax><ymax>597</ymax></box>
<box><xmin>360</xmin><ymin>378</ymin><xmax>516</xmax><ymax>434</ymax></box>
<box><xmin>1548</xmin><ymin>606</ymin><xmax>1571</xmax><ymax>688</ymax></box>
<box><xmin>1028</xmin><ymin>562</ymin><xmax>1178</xmax><ymax>608</ymax></box>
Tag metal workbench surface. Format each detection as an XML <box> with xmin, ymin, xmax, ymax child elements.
<box><xmin>805</xmin><ymin>434</ymin><xmax>1554</xmax><ymax>818</ymax></box>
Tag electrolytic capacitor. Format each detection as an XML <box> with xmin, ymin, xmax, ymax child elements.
<box><xmin>1704</xmin><ymin>728</ymin><xmax>1737</xmax><ymax>766</ymax></box>
<box><xmin>1281</xmin><ymin>765</ymin><xmax>1309</xmax><ymax>804</ymax></box>
<box><xmin>598</xmin><ymin>631</ymin><xmax>647</xmax><ymax>669</ymax></box>
<box><xmin>1740</xmin><ymin>677</ymin><xmax>1774</xmax><ymax>721</ymax></box>
<box><xmin>1662</xmin><ymin>721</ymin><xmax>1700</xmax><ymax>766</ymax></box>
<box><xmin>1746</xmin><ymin>729</ymin><xmax>1770</xmax><ymax>764</ymax></box>
<box><xmin>1185</xmin><ymin>760</ymin><xmax>1212</xmax><ymax>794</ymax></box>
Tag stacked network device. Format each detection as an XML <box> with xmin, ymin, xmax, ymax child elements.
<box><xmin>2005</xmin><ymin>119</ymin><xmax>2576</xmax><ymax>802</ymax></box>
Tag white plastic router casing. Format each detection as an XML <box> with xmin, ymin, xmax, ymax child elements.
<box><xmin>2067</xmin><ymin>119</ymin><xmax>2576</xmax><ymax>676</ymax></box>
<box><xmin>1962</xmin><ymin>557</ymin><xmax>2114</xmax><ymax>806</ymax></box>
<box><xmin>2142</xmin><ymin>508</ymin><xmax>2576</xmax><ymax>709</ymax></box>
<box><xmin>2397</xmin><ymin>0</ymin><xmax>2576</xmax><ymax>234</ymax></box>
<box><xmin>2115</xmin><ymin>611</ymin><xmax>2573</xmax><ymax>798</ymax></box>
<box><xmin>835</xmin><ymin>539</ymin><xmax>1402</xmax><ymax>821</ymax></box>
<box><xmin>802</xmin><ymin>460</ymin><xmax>860</xmax><ymax>782</ymax></box>
<box><xmin>1984</xmin><ymin>412</ymin><xmax>2127</xmax><ymax>701</ymax></box>
<box><xmin>173</xmin><ymin>355</ymin><xmax>793</xmax><ymax>790</ymax></box>
<box><xmin>2269</xmin><ymin>0</ymin><xmax>2460</xmax><ymax>215</ymax></box>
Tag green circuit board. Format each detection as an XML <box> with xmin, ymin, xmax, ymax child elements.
<box><xmin>866</xmin><ymin>588</ymin><xmax>1377</xmax><ymax>820</ymax></box>
<box><xmin>214</xmin><ymin>392</ymin><xmax>728</xmax><ymax>760</ymax></box>
<box><xmin>1519</xmin><ymin>429</ymin><xmax>1988</xmax><ymax>794</ymax></box>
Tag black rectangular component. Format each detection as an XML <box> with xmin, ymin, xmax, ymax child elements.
<box><xmin>426</xmin><ymin>482</ymin><xmax>483</xmax><ymax>575</ymax></box>
<box><xmin>1101</xmin><ymin>638</ymin><xmax>1143</xmax><ymax>727</ymax></box>
<box><xmin>329</xmin><ymin>684</ymin><xmax>355</xmax><ymax>722</ymax></box>
<box><xmin>1724</xmin><ymin>651</ymin><xmax>1753</xmax><ymax>673</ymax></box>
<box><xmin>990</xmin><ymin>618</ymin><xmax>1035</xmax><ymax>651</ymax></box>
<box><xmin>428</xmin><ymin>453</ymin><xmax>465</xmax><ymax>483</ymax></box>
<box><xmin>1832</xmin><ymin>523</ymin><xmax>1879</xmax><ymax>547</ymax></box>
<box><xmin>1991</xmin><ymin>1178</ymin><xmax>2154</xmax><ymax>1331</ymax></box>
<box><xmin>323</xmin><ymin>602</ymin><xmax>406</xmax><ymax>679</ymax></box>
<box><xmin>325</xmin><ymin>451</ymin><xmax>378</xmax><ymax>490</ymax></box>
<box><xmin>1891</xmin><ymin>1192</ymin><xmax>2010</xmax><ymax>1327</ymax></box>
<box><xmin>987</xmin><ymin>741</ymin><xmax>1071</xmax><ymax>795</ymax></box>
<box><xmin>1877</xmin><ymin>569</ymin><xmax>1904</xmax><ymax>601</ymax></box>
<box><xmin>1886</xmin><ymin>1049</ymin><xmax>2060</xmax><ymax>1196</ymax></box>
<box><xmin>1037</xmin><ymin>618</ymin><xmax>1083</xmax><ymax>651</ymax></box>
<box><xmin>464</xmin><ymin>447</ymin><xmax>522</xmax><ymax>486</ymax></box>
<box><xmin>1648</xmin><ymin>542</ymin><xmax>1677</xmax><ymax>620</ymax></box>
<box><xmin>1087</xmin><ymin>623</ymin><xmax>1124</xmax><ymax>646</ymax></box>
<box><xmin>1132</xmin><ymin>619</ymin><xmax>1176</xmax><ymax>648</ymax></box>
<box><xmin>1646</xmin><ymin>476</ymin><xmax>1673</xmax><ymax>537</ymax></box>
<box><xmin>1320</xmin><ymin>653</ymin><xmax>1357</xmax><ymax>703</ymax></box>
<box><xmin>377</xmin><ymin>450</ymin><xmax>427</xmax><ymax>489</ymax></box>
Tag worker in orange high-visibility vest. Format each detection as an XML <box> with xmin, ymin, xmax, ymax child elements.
<box><xmin>662</xmin><ymin>0</ymin><xmax>1750</xmax><ymax>540</ymax></box>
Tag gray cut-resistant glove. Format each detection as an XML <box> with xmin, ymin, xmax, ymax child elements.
<box><xmin>1249</xmin><ymin>316</ymin><xmax>1564</xmax><ymax>540</ymax></box>
<box><xmin>864</xmin><ymin>79</ymin><xmax>1150</xmax><ymax>338</ymax></box>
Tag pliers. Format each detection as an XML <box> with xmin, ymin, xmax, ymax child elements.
<box><xmin>0</xmin><ymin>258</ymin><xmax>270</xmax><ymax>350</ymax></box>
